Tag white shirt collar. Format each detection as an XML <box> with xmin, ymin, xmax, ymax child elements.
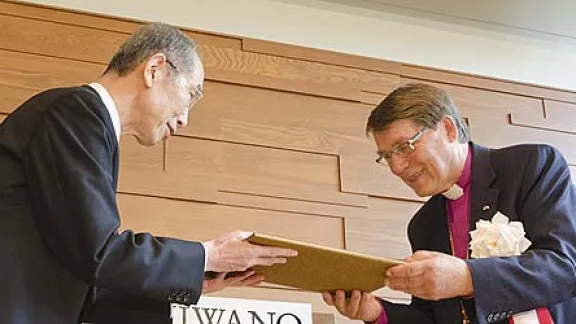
<box><xmin>88</xmin><ymin>83</ymin><xmax>121</xmax><ymax>142</ymax></box>
<box><xmin>442</xmin><ymin>184</ymin><xmax>464</xmax><ymax>200</ymax></box>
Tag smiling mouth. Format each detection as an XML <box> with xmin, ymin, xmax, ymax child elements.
<box><xmin>405</xmin><ymin>169</ymin><xmax>423</xmax><ymax>183</ymax></box>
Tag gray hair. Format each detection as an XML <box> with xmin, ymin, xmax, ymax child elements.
<box><xmin>366</xmin><ymin>83</ymin><xmax>471</xmax><ymax>143</ymax></box>
<box><xmin>104</xmin><ymin>22</ymin><xmax>199</xmax><ymax>76</ymax></box>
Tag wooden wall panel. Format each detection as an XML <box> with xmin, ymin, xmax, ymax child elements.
<box><xmin>2</xmin><ymin>2</ymin><xmax>576</xmax><ymax>323</ymax></box>
<box><xmin>242</xmin><ymin>39</ymin><xmax>402</xmax><ymax>74</ymax></box>
<box><xmin>199</xmin><ymin>45</ymin><xmax>400</xmax><ymax>101</ymax></box>
<box><xmin>185</xmin><ymin>81</ymin><xmax>373</xmax><ymax>154</ymax></box>
<box><xmin>217</xmin><ymin>191</ymin><xmax>366</xmax><ymax>219</ymax></box>
<box><xmin>0</xmin><ymin>14</ymin><xmax>125</xmax><ymax>64</ymax></box>
<box><xmin>165</xmin><ymin>136</ymin><xmax>345</xmax><ymax>199</ymax></box>
<box><xmin>118</xmin><ymin>194</ymin><xmax>344</xmax><ymax>248</ymax></box>
<box><xmin>0</xmin><ymin>1</ymin><xmax>242</xmax><ymax>50</ymax></box>
<box><xmin>340</xmin><ymin>153</ymin><xmax>425</xmax><ymax>201</ymax></box>
<box><xmin>400</xmin><ymin>64</ymin><xmax>576</xmax><ymax>104</ymax></box>
<box><xmin>470</xmin><ymin>114</ymin><xmax>576</xmax><ymax>164</ymax></box>
<box><xmin>346</xmin><ymin>198</ymin><xmax>422</xmax><ymax>260</ymax></box>
<box><xmin>0</xmin><ymin>49</ymin><xmax>103</xmax><ymax>113</ymax></box>
<box><xmin>511</xmin><ymin>100</ymin><xmax>576</xmax><ymax>135</ymax></box>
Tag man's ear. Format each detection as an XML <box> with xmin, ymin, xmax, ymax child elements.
<box><xmin>143</xmin><ymin>53</ymin><xmax>168</xmax><ymax>88</ymax></box>
<box><xmin>441</xmin><ymin>116</ymin><xmax>459</xmax><ymax>143</ymax></box>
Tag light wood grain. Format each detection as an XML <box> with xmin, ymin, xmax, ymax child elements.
<box><xmin>511</xmin><ymin>100</ymin><xmax>576</xmax><ymax>135</ymax></box>
<box><xmin>470</xmin><ymin>114</ymin><xmax>576</xmax><ymax>165</ymax></box>
<box><xmin>400</xmin><ymin>64</ymin><xmax>576</xmax><ymax>104</ymax></box>
<box><xmin>185</xmin><ymin>81</ymin><xmax>373</xmax><ymax>155</ymax></box>
<box><xmin>0</xmin><ymin>14</ymin><xmax>125</xmax><ymax>64</ymax></box>
<box><xmin>346</xmin><ymin>198</ymin><xmax>423</xmax><ymax>260</ymax></box>
<box><xmin>117</xmin><ymin>194</ymin><xmax>344</xmax><ymax>248</ymax></box>
<box><xmin>200</xmin><ymin>44</ymin><xmax>400</xmax><ymax>97</ymax></box>
<box><xmin>0</xmin><ymin>1</ymin><xmax>242</xmax><ymax>49</ymax></box>
<box><xmin>118</xmin><ymin>166</ymin><xmax>219</xmax><ymax>204</ymax></box>
<box><xmin>217</xmin><ymin>191</ymin><xmax>365</xmax><ymax>218</ymax></box>
<box><xmin>243</xmin><ymin>38</ymin><xmax>402</xmax><ymax>74</ymax></box>
<box><xmin>165</xmin><ymin>136</ymin><xmax>341</xmax><ymax>193</ymax></box>
<box><xmin>119</xmin><ymin>136</ymin><xmax>164</xmax><ymax>169</ymax></box>
<box><xmin>339</xmin><ymin>152</ymin><xmax>426</xmax><ymax>202</ymax></box>
<box><xmin>0</xmin><ymin>49</ymin><xmax>103</xmax><ymax>114</ymax></box>
<box><xmin>400</xmin><ymin>78</ymin><xmax>545</xmax><ymax>120</ymax></box>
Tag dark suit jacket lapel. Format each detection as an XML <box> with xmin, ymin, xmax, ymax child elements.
<box><xmin>82</xmin><ymin>85</ymin><xmax>120</xmax><ymax>188</ymax></box>
<box><xmin>469</xmin><ymin>143</ymin><xmax>500</xmax><ymax>240</ymax></box>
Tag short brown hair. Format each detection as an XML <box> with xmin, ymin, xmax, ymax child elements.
<box><xmin>366</xmin><ymin>83</ymin><xmax>470</xmax><ymax>143</ymax></box>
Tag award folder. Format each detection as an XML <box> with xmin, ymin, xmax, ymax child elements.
<box><xmin>247</xmin><ymin>233</ymin><xmax>404</xmax><ymax>293</ymax></box>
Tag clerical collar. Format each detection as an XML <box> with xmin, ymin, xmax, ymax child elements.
<box><xmin>442</xmin><ymin>184</ymin><xmax>464</xmax><ymax>200</ymax></box>
<box><xmin>441</xmin><ymin>144</ymin><xmax>472</xmax><ymax>200</ymax></box>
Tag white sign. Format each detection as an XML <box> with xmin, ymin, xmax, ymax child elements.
<box><xmin>171</xmin><ymin>297</ymin><xmax>312</xmax><ymax>324</ymax></box>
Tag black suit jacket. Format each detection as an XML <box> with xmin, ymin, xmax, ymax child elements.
<box><xmin>381</xmin><ymin>143</ymin><xmax>576</xmax><ymax>324</ymax></box>
<box><xmin>0</xmin><ymin>86</ymin><xmax>205</xmax><ymax>324</ymax></box>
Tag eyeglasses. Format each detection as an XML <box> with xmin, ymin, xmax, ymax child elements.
<box><xmin>375</xmin><ymin>127</ymin><xmax>426</xmax><ymax>166</ymax></box>
<box><xmin>166</xmin><ymin>58</ymin><xmax>204</xmax><ymax>108</ymax></box>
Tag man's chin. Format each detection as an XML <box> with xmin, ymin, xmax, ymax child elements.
<box><xmin>134</xmin><ymin>135</ymin><xmax>159</xmax><ymax>147</ymax></box>
<box><xmin>410</xmin><ymin>185</ymin><xmax>433</xmax><ymax>198</ymax></box>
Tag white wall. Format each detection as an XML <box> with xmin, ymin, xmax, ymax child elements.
<box><xmin>23</xmin><ymin>0</ymin><xmax>576</xmax><ymax>91</ymax></box>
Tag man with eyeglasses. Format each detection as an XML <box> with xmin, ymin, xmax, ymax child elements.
<box><xmin>322</xmin><ymin>83</ymin><xmax>576</xmax><ymax>323</ymax></box>
<box><xmin>0</xmin><ymin>23</ymin><xmax>297</xmax><ymax>324</ymax></box>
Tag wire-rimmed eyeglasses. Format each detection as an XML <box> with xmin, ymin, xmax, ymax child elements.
<box><xmin>375</xmin><ymin>127</ymin><xmax>427</xmax><ymax>166</ymax></box>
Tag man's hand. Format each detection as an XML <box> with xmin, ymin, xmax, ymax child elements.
<box><xmin>321</xmin><ymin>290</ymin><xmax>382</xmax><ymax>322</ymax></box>
<box><xmin>203</xmin><ymin>231</ymin><xmax>298</xmax><ymax>273</ymax></box>
<box><xmin>202</xmin><ymin>270</ymin><xmax>264</xmax><ymax>294</ymax></box>
<box><xmin>386</xmin><ymin>250</ymin><xmax>473</xmax><ymax>301</ymax></box>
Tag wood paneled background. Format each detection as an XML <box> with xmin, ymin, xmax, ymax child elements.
<box><xmin>1</xmin><ymin>1</ymin><xmax>576</xmax><ymax>323</ymax></box>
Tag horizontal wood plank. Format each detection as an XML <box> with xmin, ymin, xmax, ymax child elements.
<box><xmin>339</xmin><ymin>153</ymin><xmax>426</xmax><ymax>202</ymax></box>
<box><xmin>118</xmin><ymin>194</ymin><xmax>345</xmax><ymax>248</ymax></box>
<box><xmin>0</xmin><ymin>49</ymin><xmax>103</xmax><ymax>114</ymax></box>
<box><xmin>217</xmin><ymin>191</ymin><xmax>365</xmax><ymax>218</ymax></box>
<box><xmin>401</xmin><ymin>78</ymin><xmax>545</xmax><ymax>120</ymax></box>
<box><xmin>185</xmin><ymin>81</ymin><xmax>373</xmax><ymax>155</ymax></box>
<box><xmin>0</xmin><ymin>0</ymin><xmax>242</xmax><ymax>49</ymax></box>
<box><xmin>220</xmin><ymin>181</ymin><xmax>368</xmax><ymax>208</ymax></box>
<box><xmin>0</xmin><ymin>13</ymin><xmax>126</xmax><ymax>64</ymax></box>
<box><xmin>119</xmin><ymin>136</ymin><xmax>164</xmax><ymax>169</ymax></box>
<box><xmin>346</xmin><ymin>198</ymin><xmax>422</xmax><ymax>260</ymax></box>
<box><xmin>511</xmin><ymin>100</ymin><xmax>576</xmax><ymax>135</ymax></box>
<box><xmin>165</xmin><ymin>136</ymin><xmax>341</xmax><ymax>192</ymax></box>
<box><xmin>118</xmin><ymin>166</ymin><xmax>219</xmax><ymax>204</ymax></box>
<box><xmin>243</xmin><ymin>38</ymin><xmax>402</xmax><ymax>74</ymax></box>
<box><xmin>401</xmin><ymin>64</ymin><xmax>576</xmax><ymax>104</ymax></box>
<box><xmin>200</xmin><ymin>44</ymin><xmax>400</xmax><ymax>99</ymax></box>
<box><xmin>470</xmin><ymin>114</ymin><xmax>576</xmax><ymax>165</ymax></box>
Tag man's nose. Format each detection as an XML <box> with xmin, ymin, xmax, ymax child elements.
<box><xmin>389</xmin><ymin>154</ymin><xmax>409</xmax><ymax>176</ymax></box>
<box><xmin>176</xmin><ymin>109</ymin><xmax>189</xmax><ymax>128</ymax></box>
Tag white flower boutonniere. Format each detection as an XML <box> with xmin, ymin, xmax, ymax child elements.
<box><xmin>470</xmin><ymin>212</ymin><xmax>531</xmax><ymax>258</ymax></box>
<box><xmin>469</xmin><ymin>212</ymin><xmax>554</xmax><ymax>324</ymax></box>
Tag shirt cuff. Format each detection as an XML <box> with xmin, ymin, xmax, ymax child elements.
<box><xmin>201</xmin><ymin>242</ymin><xmax>210</xmax><ymax>272</ymax></box>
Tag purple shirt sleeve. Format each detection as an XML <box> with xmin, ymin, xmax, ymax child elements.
<box><xmin>374</xmin><ymin>305</ymin><xmax>389</xmax><ymax>324</ymax></box>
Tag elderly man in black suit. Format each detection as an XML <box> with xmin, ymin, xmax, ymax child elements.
<box><xmin>0</xmin><ymin>22</ymin><xmax>296</xmax><ymax>324</ymax></box>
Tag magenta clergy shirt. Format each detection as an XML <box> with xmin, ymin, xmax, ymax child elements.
<box><xmin>376</xmin><ymin>146</ymin><xmax>472</xmax><ymax>324</ymax></box>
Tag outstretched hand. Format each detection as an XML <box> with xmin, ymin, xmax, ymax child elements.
<box><xmin>203</xmin><ymin>231</ymin><xmax>298</xmax><ymax>273</ymax></box>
